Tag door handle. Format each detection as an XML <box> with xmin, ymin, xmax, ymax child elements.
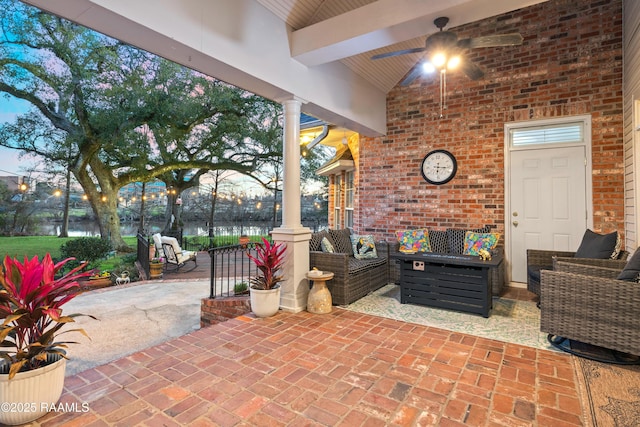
<box><xmin>513</xmin><ymin>221</ymin><xmax>519</xmax><ymax>227</ymax></box>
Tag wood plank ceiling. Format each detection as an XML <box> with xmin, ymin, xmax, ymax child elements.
<box><xmin>255</xmin><ymin>0</ymin><xmax>424</xmax><ymax>93</ymax></box>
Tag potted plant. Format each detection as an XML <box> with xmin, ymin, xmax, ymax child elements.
<box><xmin>247</xmin><ymin>238</ymin><xmax>287</xmax><ymax>317</ymax></box>
<box><xmin>0</xmin><ymin>254</ymin><xmax>94</xmax><ymax>425</ymax></box>
<box><xmin>149</xmin><ymin>257</ymin><xmax>164</xmax><ymax>279</ymax></box>
<box><xmin>239</xmin><ymin>234</ymin><xmax>250</xmax><ymax>247</ymax></box>
<box><xmin>87</xmin><ymin>269</ymin><xmax>112</xmax><ymax>288</ymax></box>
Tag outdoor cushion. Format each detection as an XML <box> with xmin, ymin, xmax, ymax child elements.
<box><xmin>161</xmin><ymin>236</ymin><xmax>195</xmax><ymax>260</ymax></box>
<box><xmin>152</xmin><ymin>233</ymin><xmax>164</xmax><ymax>256</ymax></box>
<box><xmin>348</xmin><ymin>256</ymin><xmax>386</xmax><ymax>274</ymax></box>
<box><xmin>447</xmin><ymin>226</ymin><xmax>490</xmax><ymax>254</ymax></box>
<box><xmin>351</xmin><ymin>234</ymin><xmax>378</xmax><ymax>259</ymax></box>
<box><xmin>161</xmin><ymin>235</ymin><xmax>181</xmax><ymax>252</ymax></box>
<box><xmin>321</xmin><ymin>237</ymin><xmax>335</xmax><ymax>253</ymax></box>
<box><xmin>575</xmin><ymin>229</ymin><xmax>619</xmax><ymax>259</ymax></box>
<box><xmin>463</xmin><ymin>232</ymin><xmax>500</xmax><ymax>256</ymax></box>
<box><xmin>617</xmin><ymin>248</ymin><xmax>640</xmax><ymax>281</ymax></box>
<box><xmin>396</xmin><ymin>229</ymin><xmax>431</xmax><ymax>252</ymax></box>
<box><xmin>528</xmin><ymin>265</ymin><xmax>550</xmax><ymax>284</ymax></box>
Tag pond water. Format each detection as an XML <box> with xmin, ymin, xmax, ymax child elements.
<box><xmin>40</xmin><ymin>220</ymin><xmax>325</xmax><ymax>237</ymax></box>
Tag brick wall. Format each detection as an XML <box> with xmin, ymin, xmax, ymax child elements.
<box><xmin>201</xmin><ymin>296</ymin><xmax>251</xmax><ymax>327</ymax></box>
<box><xmin>356</xmin><ymin>0</ymin><xmax>623</xmax><ymax>241</ymax></box>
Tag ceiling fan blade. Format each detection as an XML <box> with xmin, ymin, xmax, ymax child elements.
<box><xmin>457</xmin><ymin>33</ymin><xmax>523</xmax><ymax>49</ymax></box>
<box><xmin>460</xmin><ymin>57</ymin><xmax>484</xmax><ymax>80</ymax></box>
<box><xmin>400</xmin><ymin>65</ymin><xmax>426</xmax><ymax>86</ymax></box>
<box><xmin>371</xmin><ymin>47</ymin><xmax>426</xmax><ymax>60</ymax></box>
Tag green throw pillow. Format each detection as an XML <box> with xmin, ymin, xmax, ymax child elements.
<box><xmin>321</xmin><ymin>237</ymin><xmax>335</xmax><ymax>253</ymax></box>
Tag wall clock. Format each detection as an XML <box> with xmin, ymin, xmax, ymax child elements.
<box><xmin>421</xmin><ymin>149</ymin><xmax>457</xmax><ymax>185</ymax></box>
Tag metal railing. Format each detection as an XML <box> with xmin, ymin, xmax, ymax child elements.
<box><xmin>183</xmin><ymin>226</ymin><xmax>269</xmax><ymax>252</ymax></box>
<box><xmin>136</xmin><ymin>233</ymin><xmax>150</xmax><ymax>278</ymax></box>
<box><xmin>208</xmin><ymin>242</ymin><xmax>260</xmax><ymax>299</ymax></box>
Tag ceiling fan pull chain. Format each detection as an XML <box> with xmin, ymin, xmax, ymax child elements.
<box><xmin>439</xmin><ymin>69</ymin><xmax>447</xmax><ymax>118</ymax></box>
<box><xmin>443</xmin><ymin>69</ymin><xmax>447</xmax><ymax>113</ymax></box>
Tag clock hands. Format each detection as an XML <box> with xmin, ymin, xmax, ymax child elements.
<box><xmin>432</xmin><ymin>163</ymin><xmax>451</xmax><ymax>177</ymax></box>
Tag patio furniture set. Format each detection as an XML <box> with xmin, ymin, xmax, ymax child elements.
<box><xmin>309</xmin><ymin>226</ymin><xmax>504</xmax><ymax>314</ymax></box>
<box><xmin>151</xmin><ymin>233</ymin><xmax>198</xmax><ymax>271</ymax></box>
<box><xmin>309</xmin><ymin>227</ymin><xmax>639</xmax><ymax>360</ymax></box>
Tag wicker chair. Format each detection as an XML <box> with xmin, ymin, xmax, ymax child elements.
<box><xmin>309</xmin><ymin>229</ymin><xmax>389</xmax><ymax>305</ymax></box>
<box><xmin>540</xmin><ymin>261</ymin><xmax>640</xmax><ymax>356</ymax></box>
<box><xmin>526</xmin><ymin>249</ymin><xmax>628</xmax><ymax>299</ymax></box>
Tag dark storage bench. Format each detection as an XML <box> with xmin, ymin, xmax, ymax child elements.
<box><xmin>392</xmin><ymin>252</ymin><xmax>504</xmax><ymax>317</ymax></box>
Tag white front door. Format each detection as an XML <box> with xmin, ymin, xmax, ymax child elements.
<box><xmin>509</xmin><ymin>146</ymin><xmax>588</xmax><ymax>282</ymax></box>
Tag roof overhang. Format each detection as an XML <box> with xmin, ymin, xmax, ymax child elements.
<box><xmin>316</xmin><ymin>160</ymin><xmax>355</xmax><ymax>177</ymax></box>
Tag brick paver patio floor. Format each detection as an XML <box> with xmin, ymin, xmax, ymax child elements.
<box><xmin>35</xmin><ymin>308</ymin><xmax>584</xmax><ymax>426</ymax></box>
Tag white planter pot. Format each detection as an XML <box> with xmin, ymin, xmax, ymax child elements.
<box><xmin>250</xmin><ymin>286</ymin><xmax>281</xmax><ymax>318</ymax></box>
<box><xmin>0</xmin><ymin>355</ymin><xmax>66</xmax><ymax>425</ymax></box>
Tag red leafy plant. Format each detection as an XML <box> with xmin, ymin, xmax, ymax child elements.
<box><xmin>0</xmin><ymin>254</ymin><xmax>95</xmax><ymax>379</ymax></box>
<box><xmin>247</xmin><ymin>238</ymin><xmax>287</xmax><ymax>290</ymax></box>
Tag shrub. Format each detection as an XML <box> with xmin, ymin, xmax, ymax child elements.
<box><xmin>60</xmin><ymin>237</ymin><xmax>112</xmax><ymax>264</ymax></box>
<box><xmin>234</xmin><ymin>281</ymin><xmax>249</xmax><ymax>294</ymax></box>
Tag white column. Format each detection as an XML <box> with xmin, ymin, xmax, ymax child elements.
<box><xmin>281</xmin><ymin>98</ymin><xmax>303</xmax><ymax>229</ymax></box>
<box><xmin>272</xmin><ymin>97</ymin><xmax>312</xmax><ymax>313</ymax></box>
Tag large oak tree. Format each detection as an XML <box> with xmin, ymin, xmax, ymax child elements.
<box><xmin>0</xmin><ymin>0</ymin><xmax>280</xmax><ymax>249</ymax></box>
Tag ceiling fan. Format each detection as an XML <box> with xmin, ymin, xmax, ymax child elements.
<box><xmin>371</xmin><ymin>17</ymin><xmax>523</xmax><ymax>85</ymax></box>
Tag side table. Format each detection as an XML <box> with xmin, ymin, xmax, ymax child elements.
<box><xmin>306</xmin><ymin>272</ymin><xmax>334</xmax><ymax>314</ymax></box>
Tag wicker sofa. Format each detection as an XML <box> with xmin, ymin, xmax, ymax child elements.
<box><xmin>388</xmin><ymin>227</ymin><xmax>506</xmax><ymax>296</ymax></box>
<box><xmin>309</xmin><ymin>229</ymin><xmax>389</xmax><ymax>305</ymax></box>
<box><xmin>540</xmin><ymin>259</ymin><xmax>640</xmax><ymax>356</ymax></box>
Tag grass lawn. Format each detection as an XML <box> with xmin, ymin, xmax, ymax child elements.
<box><xmin>1</xmin><ymin>236</ymin><xmax>137</xmax><ymax>260</ymax></box>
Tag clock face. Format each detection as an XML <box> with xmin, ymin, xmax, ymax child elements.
<box><xmin>421</xmin><ymin>150</ymin><xmax>457</xmax><ymax>185</ymax></box>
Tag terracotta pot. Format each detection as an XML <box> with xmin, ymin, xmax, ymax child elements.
<box><xmin>0</xmin><ymin>355</ymin><xmax>66</xmax><ymax>425</ymax></box>
<box><xmin>84</xmin><ymin>277</ymin><xmax>111</xmax><ymax>289</ymax></box>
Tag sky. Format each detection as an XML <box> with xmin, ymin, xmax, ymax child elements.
<box><xmin>0</xmin><ymin>95</ymin><xmax>31</xmax><ymax>177</ymax></box>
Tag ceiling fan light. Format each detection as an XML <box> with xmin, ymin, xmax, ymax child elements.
<box><xmin>422</xmin><ymin>61</ymin><xmax>436</xmax><ymax>73</ymax></box>
<box><xmin>431</xmin><ymin>52</ymin><xmax>447</xmax><ymax>68</ymax></box>
<box><xmin>447</xmin><ymin>55</ymin><xmax>461</xmax><ymax>70</ymax></box>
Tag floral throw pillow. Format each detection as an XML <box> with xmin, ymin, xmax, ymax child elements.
<box><xmin>463</xmin><ymin>232</ymin><xmax>501</xmax><ymax>256</ymax></box>
<box><xmin>321</xmin><ymin>237</ymin><xmax>335</xmax><ymax>253</ymax></box>
<box><xmin>396</xmin><ymin>229</ymin><xmax>431</xmax><ymax>253</ymax></box>
<box><xmin>350</xmin><ymin>234</ymin><xmax>378</xmax><ymax>259</ymax></box>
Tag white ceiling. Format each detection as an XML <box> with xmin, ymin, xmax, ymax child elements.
<box><xmin>255</xmin><ymin>0</ymin><xmax>549</xmax><ymax>93</ymax></box>
<box><xmin>21</xmin><ymin>0</ymin><xmax>549</xmax><ymax>136</ymax></box>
